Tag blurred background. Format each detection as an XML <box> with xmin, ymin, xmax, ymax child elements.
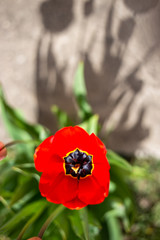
<box><xmin>0</xmin><ymin>0</ymin><xmax>160</xmax><ymax>158</ymax></box>
<box><xmin>1</xmin><ymin>1</ymin><xmax>160</xmax><ymax>239</ymax></box>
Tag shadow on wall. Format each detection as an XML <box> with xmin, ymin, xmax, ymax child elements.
<box><xmin>36</xmin><ymin>0</ymin><xmax>95</xmax><ymax>133</ymax></box>
<box><xmin>35</xmin><ymin>0</ymin><xmax>75</xmax><ymax>132</ymax></box>
<box><xmin>35</xmin><ymin>0</ymin><xmax>159</xmax><ymax>155</ymax></box>
<box><xmin>123</xmin><ymin>0</ymin><xmax>159</xmax><ymax>14</ymax></box>
<box><xmin>84</xmin><ymin>0</ymin><xmax>158</xmax><ymax>154</ymax></box>
<box><xmin>83</xmin><ymin>0</ymin><xmax>94</xmax><ymax>17</ymax></box>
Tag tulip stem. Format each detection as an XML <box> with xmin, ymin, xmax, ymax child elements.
<box><xmin>0</xmin><ymin>140</ymin><xmax>40</xmax><ymax>151</ymax></box>
<box><xmin>38</xmin><ymin>205</ymin><xmax>65</xmax><ymax>238</ymax></box>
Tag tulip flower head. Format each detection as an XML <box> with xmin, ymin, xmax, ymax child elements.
<box><xmin>34</xmin><ymin>126</ymin><xmax>110</xmax><ymax>210</ymax></box>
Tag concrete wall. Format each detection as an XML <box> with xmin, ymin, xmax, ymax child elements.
<box><xmin>0</xmin><ymin>0</ymin><xmax>160</xmax><ymax>158</ymax></box>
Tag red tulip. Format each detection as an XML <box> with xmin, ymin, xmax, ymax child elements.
<box><xmin>0</xmin><ymin>141</ymin><xmax>7</xmax><ymax>161</ymax></box>
<box><xmin>34</xmin><ymin>126</ymin><xmax>110</xmax><ymax>210</ymax></box>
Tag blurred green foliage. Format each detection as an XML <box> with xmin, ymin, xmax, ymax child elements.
<box><xmin>125</xmin><ymin>158</ymin><xmax>160</xmax><ymax>240</ymax></box>
<box><xmin>0</xmin><ymin>63</ymin><xmax>148</xmax><ymax>240</ymax></box>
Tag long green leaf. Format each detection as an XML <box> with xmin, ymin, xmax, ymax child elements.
<box><xmin>74</xmin><ymin>62</ymin><xmax>92</xmax><ymax>121</ymax></box>
<box><xmin>104</xmin><ymin>215</ymin><xmax>123</xmax><ymax>240</ymax></box>
<box><xmin>17</xmin><ymin>202</ymin><xmax>47</xmax><ymax>240</ymax></box>
<box><xmin>0</xmin><ymin>200</ymin><xmax>47</xmax><ymax>233</ymax></box>
<box><xmin>87</xmin><ymin>210</ymin><xmax>101</xmax><ymax>240</ymax></box>
<box><xmin>107</xmin><ymin>150</ymin><xmax>132</xmax><ymax>173</ymax></box>
<box><xmin>69</xmin><ymin>210</ymin><xmax>84</xmax><ymax>240</ymax></box>
<box><xmin>38</xmin><ymin>205</ymin><xmax>66</xmax><ymax>238</ymax></box>
<box><xmin>79</xmin><ymin>208</ymin><xmax>89</xmax><ymax>240</ymax></box>
<box><xmin>9</xmin><ymin>177</ymin><xmax>36</xmax><ymax>207</ymax></box>
<box><xmin>79</xmin><ymin>114</ymin><xmax>99</xmax><ymax>135</ymax></box>
<box><xmin>0</xmin><ymin>85</ymin><xmax>50</xmax><ymax>154</ymax></box>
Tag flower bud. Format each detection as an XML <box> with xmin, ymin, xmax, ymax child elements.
<box><xmin>0</xmin><ymin>142</ymin><xmax>7</xmax><ymax>161</ymax></box>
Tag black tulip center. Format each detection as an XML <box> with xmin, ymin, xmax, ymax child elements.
<box><xmin>64</xmin><ymin>148</ymin><xmax>93</xmax><ymax>180</ymax></box>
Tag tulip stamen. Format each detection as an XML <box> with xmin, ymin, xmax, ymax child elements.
<box><xmin>63</xmin><ymin>148</ymin><xmax>93</xmax><ymax>180</ymax></box>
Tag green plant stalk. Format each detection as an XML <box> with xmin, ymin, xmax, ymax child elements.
<box><xmin>38</xmin><ymin>205</ymin><xmax>66</xmax><ymax>238</ymax></box>
<box><xmin>0</xmin><ymin>196</ymin><xmax>14</xmax><ymax>214</ymax></box>
<box><xmin>0</xmin><ymin>140</ymin><xmax>40</xmax><ymax>151</ymax></box>
<box><xmin>17</xmin><ymin>209</ymin><xmax>44</xmax><ymax>240</ymax></box>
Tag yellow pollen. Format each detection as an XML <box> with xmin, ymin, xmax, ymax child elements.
<box><xmin>71</xmin><ymin>164</ymin><xmax>80</xmax><ymax>174</ymax></box>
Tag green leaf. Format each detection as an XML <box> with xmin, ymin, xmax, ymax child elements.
<box><xmin>79</xmin><ymin>114</ymin><xmax>99</xmax><ymax>135</ymax></box>
<box><xmin>74</xmin><ymin>62</ymin><xmax>92</xmax><ymax>121</ymax></box>
<box><xmin>0</xmin><ymin>85</ymin><xmax>50</xmax><ymax>154</ymax></box>
<box><xmin>11</xmin><ymin>190</ymin><xmax>37</xmax><ymax>212</ymax></box>
<box><xmin>12</xmin><ymin>166</ymin><xmax>40</xmax><ymax>182</ymax></box>
<box><xmin>107</xmin><ymin>150</ymin><xmax>132</xmax><ymax>173</ymax></box>
<box><xmin>131</xmin><ymin>166</ymin><xmax>149</xmax><ymax>179</ymax></box>
<box><xmin>69</xmin><ymin>210</ymin><xmax>84</xmax><ymax>240</ymax></box>
<box><xmin>38</xmin><ymin>204</ymin><xmax>66</xmax><ymax>239</ymax></box>
<box><xmin>17</xmin><ymin>203</ymin><xmax>47</xmax><ymax>240</ymax></box>
<box><xmin>13</xmin><ymin>163</ymin><xmax>35</xmax><ymax>168</ymax></box>
<box><xmin>88</xmin><ymin>211</ymin><xmax>101</xmax><ymax>240</ymax></box>
<box><xmin>104</xmin><ymin>199</ymin><xmax>132</xmax><ymax>231</ymax></box>
<box><xmin>51</xmin><ymin>105</ymin><xmax>73</xmax><ymax>128</ymax></box>
<box><xmin>0</xmin><ymin>200</ymin><xmax>47</xmax><ymax>234</ymax></box>
<box><xmin>0</xmin><ymin>196</ymin><xmax>13</xmax><ymax>213</ymax></box>
<box><xmin>79</xmin><ymin>208</ymin><xmax>89</xmax><ymax>240</ymax></box>
<box><xmin>9</xmin><ymin>177</ymin><xmax>38</xmax><ymax>210</ymax></box>
<box><xmin>109</xmin><ymin>168</ymin><xmax>136</xmax><ymax>229</ymax></box>
<box><xmin>104</xmin><ymin>215</ymin><xmax>123</xmax><ymax>240</ymax></box>
<box><xmin>55</xmin><ymin>208</ymin><xmax>83</xmax><ymax>240</ymax></box>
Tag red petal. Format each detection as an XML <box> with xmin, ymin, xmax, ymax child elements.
<box><xmin>90</xmin><ymin>133</ymin><xmax>106</xmax><ymax>154</ymax></box>
<box><xmin>88</xmin><ymin>133</ymin><xmax>110</xmax><ymax>167</ymax></box>
<box><xmin>39</xmin><ymin>159</ymin><xmax>64</xmax><ymax>197</ymax></box>
<box><xmin>87</xmin><ymin>133</ymin><xmax>110</xmax><ymax>194</ymax></box>
<box><xmin>39</xmin><ymin>173</ymin><xmax>51</xmax><ymax>197</ymax></box>
<box><xmin>92</xmin><ymin>163</ymin><xmax>110</xmax><ymax>196</ymax></box>
<box><xmin>46</xmin><ymin>174</ymin><xmax>78</xmax><ymax>204</ymax></box>
<box><xmin>78</xmin><ymin>177</ymin><xmax>106</xmax><ymax>205</ymax></box>
<box><xmin>34</xmin><ymin>136</ymin><xmax>55</xmax><ymax>172</ymax></box>
<box><xmin>50</xmin><ymin>126</ymin><xmax>91</xmax><ymax>157</ymax></box>
<box><xmin>63</xmin><ymin>197</ymin><xmax>87</xmax><ymax>210</ymax></box>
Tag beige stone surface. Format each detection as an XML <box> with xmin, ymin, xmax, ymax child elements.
<box><xmin>0</xmin><ymin>0</ymin><xmax>160</xmax><ymax>158</ymax></box>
